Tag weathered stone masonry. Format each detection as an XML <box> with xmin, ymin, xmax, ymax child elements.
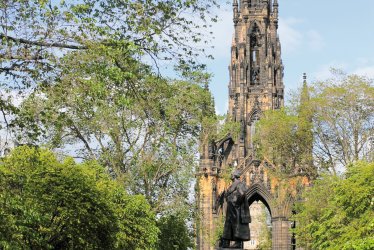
<box><xmin>197</xmin><ymin>1</ymin><xmax>309</xmax><ymax>249</ymax></box>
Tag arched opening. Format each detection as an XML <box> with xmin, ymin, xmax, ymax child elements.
<box><xmin>244</xmin><ymin>193</ymin><xmax>272</xmax><ymax>250</ymax></box>
<box><xmin>214</xmin><ymin>136</ymin><xmax>234</xmax><ymax>169</ymax></box>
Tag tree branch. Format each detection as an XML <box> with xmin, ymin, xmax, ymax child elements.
<box><xmin>0</xmin><ymin>33</ymin><xmax>87</xmax><ymax>50</ymax></box>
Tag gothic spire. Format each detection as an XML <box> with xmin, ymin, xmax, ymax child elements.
<box><xmin>272</xmin><ymin>0</ymin><xmax>279</xmax><ymax>26</ymax></box>
<box><xmin>299</xmin><ymin>73</ymin><xmax>312</xmax><ymax>120</ymax></box>
<box><xmin>233</xmin><ymin>0</ymin><xmax>239</xmax><ymax>25</ymax></box>
<box><xmin>273</xmin><ymin>0</ymin><xmax>279</xmax><ymax>12</ymax></box>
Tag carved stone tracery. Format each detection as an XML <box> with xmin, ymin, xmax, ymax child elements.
<box><xmin>197</xmin><ymin>1</ymin><xmax>309</xmax><ymax>249</ymax></box>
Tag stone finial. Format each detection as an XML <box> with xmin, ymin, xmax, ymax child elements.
<box><xmin>272</xmin><ymin>0</ymin><xmax>279</xmax><ymax>26</ymax></box>
<box><xmin>233</xmin><ymin>0</ymin><xmax>239</xmax><ymax>25</ymax></box>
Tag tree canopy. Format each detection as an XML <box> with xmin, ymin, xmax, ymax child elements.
<box><xmin>0</xmin><ymin>0</ymin><xmax>220</xmax><ymax>148</ymax></box>
<box><xmin>0</xmin><ymin>0</ymin><xmax>219</xmax><ymax>85</ymax></box>
<box><xmin>0</xmin><ymin>1</ymin><xmax>221</xmax><ymax>248</ymax></box>
<box><xmin>310</xmin><ymin>71</ymin><xmax>374</xmax><ymax>173</ymax></box>
<box><xmin>254</xmin><ymin>81</ymin><xmax>315</xmax><ymax>177</ymax></box>
<box><xmin>157</xmin><ymin>213</ymin><xmax>194</xmax><ymax>250</ymax></box>
<box><xmin>0</xmin><ymin>146</ymin><xmax>159</xmax><ymax>249</ymax></box>
<box><xmin>15</xmin><ymin>48</ymin><xmax>213</xmax><ymax>213</ymax></box>
<box><xmin>0</xmin><ymin>0</ymin><xmax>218</xmax><ymax>217</ymax></box>
<box><xmin>255</xmin><ymin>70</ymin><xmax>373</xmax><ymax>176</ymax></box>
<box><xmin>293</xmin><ymin>161</ymin><xmax>374</xmax><ymax>250</ymax></box>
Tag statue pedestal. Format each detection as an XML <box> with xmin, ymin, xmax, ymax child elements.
<box><xmin>217</xmin><ymin>248</ymin><xmax>242</xmax><ymax>250</ymax></box>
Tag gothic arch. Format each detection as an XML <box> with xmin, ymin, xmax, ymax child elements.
<box><xmin>246</xmin><ymin>183</ymin><xmax>278</xmax><ymax>217</ymax></box>
<box><xmin>248</xmin><ymin>21</ymin><xmax>265</xmax><ymax>36</ymax></box>
<box><xmin>215</xmin><ymin>135</ymin><xmax>233</xmax><ymax>152</ymax></box>
<box><xmin>214</xmin><ymin>135</ymin><xmax>234</xmax><ymax>167</ymax></box>
<box><xmin>247</xmin><ymin>109</ymin><xmax>261</xmax><ymax>125</ymax></box>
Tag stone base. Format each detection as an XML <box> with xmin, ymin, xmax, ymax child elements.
<box><xmin>217</xmin><ymin>248</ymin><xmax>242</xmax><ymax>250</ymax></box>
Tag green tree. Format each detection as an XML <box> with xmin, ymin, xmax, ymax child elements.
<box><xmin>157</xmin><ymin>214</ymin><xmax>193</xmax><ymax>250</ymax></box>
<box><xmin>0</xmin><ymin>0</ymin><xmax>220</xmax><ymax>145</ymax></box>
<box><xmin>310</xmin><ymin>70</ymin><xmax>374</xmax><ymax>173</ymax></box>
<box><xmin>15</xmin><ymin>46</ymin><xmax>214</xmax><ymax>215</ymax></box>
<box><xmin>0</xmin><ymin>146</ymin><xmax>158</xmax><ymax>249</ymax></box>
<box><xmin>115</xmin><ymin>194</ymin><xmax>159</xmax><ymax>250</ymax></box>
<box><xmin>1</xmin><ymin>1</ymin><xmax>220</xmax><ymax>240</ymax></box>
<box><xmin>255</xmin><ymin>71</ymin><xmax>374</xmax><ymax>176</ymax></box>
<box><xmin>0</xmin><ymin>0</ymin><xmax>219</xmax><ymax>85</ymax></box>
<box><xmin>254</xmin><ymin>106</ymin><xmax>314</xmax><ymax>176</ymax></box>
<box><xmin>294</xmin><ymin>161</ymin><xmax>374</xmax><ymax>250</ymax></box>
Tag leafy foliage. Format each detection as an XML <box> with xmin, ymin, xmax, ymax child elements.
<box><xmin>294</xmin><ymin>161</ymin><xmax>374</xmax><ymax>250</ymax></box>
<box><xmin>254</xmin><ymin>106</ymin><xmax>314</xmax><ymax>177</ymax></box>
<box><xmin>0</xmin><ymin>146</ymin><xmax>158</xmax><ymax>249</ymax></box>
<box><xmin>255</xmin><ymin>71</ymin><xmax>373</xmax><ymax>176</ymax></box>
<box><xmin>157</xmin><ymin>214</ymin><xmax>193</xmax><ymax>250</ymax></box>
<box><xmin>0</xmin><ymin>1</ymin><xmax>220</xmax><ymax>244</ymax></box>
<box><xmin>0</xmin><ymin>0</ymin><xmax>219</xmax><ymax>85</ymax></box>
<box><xmin>0</xmin><ymin>0</ymin><xmax>220</xmax><ymax>146</ymax></box>
<box><xmin>15</xmin><ymin>45</ymin><xmax>214</xmax><ymax>214</ymax></box>
<box><xmin>310</xmin><ymin>70</ymin><xmax>374</xmax><ymax>173</ymax></box>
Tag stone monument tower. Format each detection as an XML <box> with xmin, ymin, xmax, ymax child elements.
<box><xmin>228</xmin><ymin>0</ymin><xmax>284</xmax><ymax>156</ymax></box>
<box><xmin>197</xmin><ymin>1</ymin><xmax>308</xmax><ymax>249</ymax></box>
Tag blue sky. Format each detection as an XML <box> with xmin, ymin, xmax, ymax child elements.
<box><xmin>205</xmin><ymin>0</ymin><xmax>374</xmax><ymax>114</ymax></box>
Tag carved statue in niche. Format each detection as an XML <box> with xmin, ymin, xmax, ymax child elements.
<box><xmin>250</xmin><ymin>111</ymin><xmax>260</xmax><ymax>123</ymax></box>
<box><xmin>250</xmin><ymin>170</ymin><xmax>255</xmax><ymax>181</ymax></box>
<box><xmin>251</xmin><ymin>67</ymin><xmax>260</xmax><ymax>85</ymax></box>
<box><xmin>234</xmin><ymin>95</ymin><xmax>239</xmax><ymax>109</ymax></box>
<box><xmin>250</xmin><ymin>23</ymin><xmax>261</xmax><ymax>48</ymax></box>
<box><xmin>274</xmin><ymin>96</ymin><xmax>279</xmax><ymax>109</ymax></box>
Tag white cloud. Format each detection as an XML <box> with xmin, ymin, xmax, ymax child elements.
<box><xmin>355</xmin><ymin>57</ymin><xmax>371</xmax><ymax>66</ymax></box>
<box><xmin>279</xmin><ymin>17</ymin><xmax>325</xmax><ymax>54</ymax></box>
